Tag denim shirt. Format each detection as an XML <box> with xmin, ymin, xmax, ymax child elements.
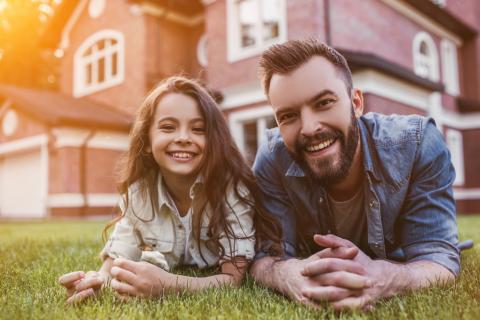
<box><xmin>101</xmin><ymin>174</ymin><xmax>255</xmax><ymax>269</ymax></box>
<box><xmin>253</xmin><ymin>113</ymin><xmax>460</xmax><ymax>276</ymax></box>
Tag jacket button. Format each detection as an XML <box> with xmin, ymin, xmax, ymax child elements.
<box><xmin>369</xmin><ymin>200</ymin><xmax>377</xmax><ymax>208</ymax></box>
<box><xmin>318</xmin><ymin>197</ymin><xmax>324</xmax><ymax>204</ymax></box>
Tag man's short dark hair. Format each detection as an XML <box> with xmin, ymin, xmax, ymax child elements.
<box><xmin>258</xmin><ymin>39</ymin><xmax>353</xmax><ymax>96</ymax></box>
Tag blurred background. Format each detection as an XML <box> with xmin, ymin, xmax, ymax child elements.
<box><xmin>0</xmin><ymin>0</ymin><xmax>479</xmax><ymax>219</ymax></box>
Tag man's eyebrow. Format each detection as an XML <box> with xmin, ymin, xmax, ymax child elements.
<box><xmin>278</xmin><ymin>89</ymin><xmax>337</xmax><ymax>111</ymax></box>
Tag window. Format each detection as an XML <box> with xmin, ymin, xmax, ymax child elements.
<box><xmin>73</xmin><ymin>30</ymin><xmax>125</xmax><ymax>97</ymax></box>
<box><xmin>441</xmin><ymin>39</ymin><xmax>459</xmax><ymax>96</ymax></box>
<box><xmin>227</xmin><ymin>0</ymin><xmax>287</xmax><ymax>62</ymax></box>
<box><xmin>445</xmin><ymin>128</ymin><xmax>464</xmax><ymax>186</ymax></box>
<box><xmin>412</xmin><ymin>32</ymin><xmax>439</xmax><ymax>82</ymax></box>
<box><xmin>229</xmin><ymin>107</ymin><xmax>277</xmax><ymax>164</ymax></box>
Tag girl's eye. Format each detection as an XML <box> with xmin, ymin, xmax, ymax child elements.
<box><xmin>192</xmin><ymin>127</ymin><xmax>206</xmax><ymax>133</ymax></box>
<box><xmin>159</xmin><ymin>124</ymin><xmax>175</xmax><ymax>131</ymax></box>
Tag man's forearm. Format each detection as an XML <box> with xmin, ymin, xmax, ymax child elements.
<box><xmin>375</xmin><ymin>259</ymin><xmax>455</xmax><ymax>298</ymax></box>
<box><xmin>250</xmin><ymin>256</ymin><xmax>298</xmax><ymax>296</ymax></box>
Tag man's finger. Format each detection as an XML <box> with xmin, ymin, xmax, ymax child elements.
<box><xmin>113</xmin><ymin>258</ymin><xmax>139</xmax><ymax>274</ymax></box>
<box><xmin>110</xmin><ymin>278</ymin><xmax>138</xmax><ymax>297</ymax></box>
<box><xmin>66</xmin><ymin>288</ymin><xmax>95</xmax><ymax>304</ymax></box>
<box><xmin>302</xmin><ymin>286</ymin><xmax>361</xmax><ymax>302</ymax></box>
<box><xmin>59</xmin><ymin>271</ymin><xmax>85</xmax><ymax>288</ymax></box>
<box><xmin>302</xmin><ymin>258</ymin><xmax>366</xmax><ymax>277</ymax></box>
<box><xmin>110</xmin><ymin>266</ymin><xmax>137</xmax><ymax>285</ymax></box>
<box><xmin>75</xmin><ymin>275</ymin><xmax>104</xmax><ymax>292</ymax></box>
<box><xmin>313</xmin><ymin>271</ymin><xmax>372</xmax><ymax>289</ymax></box>
<box><xmin>315</xmin><ymin>246</ymin><xmax>359</xmax><ymax>260</ymax></box>
<box><xmin>314</xmin><ymin>234</ymin><xmax>354</xmax><ymax>249</ymax></box>
<box><xmin>332</xmin><ymin>294</ymin><xmax>371</xmax><ymax>310</ymax></box>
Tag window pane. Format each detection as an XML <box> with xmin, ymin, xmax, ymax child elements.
<box><xmin>243</xmin><ymin>121</ymin><xmax>258</xmax><ymax>164</ymax></box>
<box><xmin>420</xmin><ymin>41</ymin><xmax>429</xmax><ymax>55</ymax></box>
<box><xmin>97</xmin><ymin>39</ymin><xmax>105</xmax><ymax>51</ymax></box>
<box><xmin>237</xmin><ymin>0</ymin><xmax>258</xmax><ymax>48</ymax></box>
<box><xmin>86</xmin><ymin>63</ymin><xmax>92</xmax><ymax>84</ymax></box>
<box><xmin>262</xmin><ymin>0</ymin><xmax>280</xmax><ymax>41</ymax></box>
<box><xmin>112</xmin><ymin>52</ymin><xmax>118</xmax><ymax>76</ymax></box>
<box><xmin>98</xmin><ymin>57</ymin><xmax>105</xmax><ymax>82</ymax></box>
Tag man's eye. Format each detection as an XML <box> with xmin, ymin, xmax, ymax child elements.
<box><xmin>316</xmin><ymin>98</ymin><xmax>335</xmax><ymax>108</ymax></box>
<box><xmin>278</xmin><ymin>113</ymin><xmax>296</xmax><ymax>123</ymax></box>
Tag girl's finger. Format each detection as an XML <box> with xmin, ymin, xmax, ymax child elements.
<box><xmin>66</xmin><ymin>288</ymin><xmax>95</xmax><ymax>304</ymax></box>
<box><xmin>75</xmin><ymin>275</ymin><xmax>104</xmax><ymax>292</ymax></box>
<box><xmin>313</xmin><ymin>271</ymin><xmax>372</xmax><ymax>289</ymax></box>
<box><xmin>59</xmin><ymin>271</ymin><xmax>85</xmax><ymax>288</ymax></box>
<box><xmin>110</xmin><ymin>278</ymin><xmax>138</xmax><ymax>297</ymax></box>
<box><xmin>113</xmin><ymin>258</ymin><xmax>140</xmax><ymax>274</ymax></box>
<box><xmin>110</xmin><ymin>266</ymin><xmax>137</xmax><ymax>285</ymax></box>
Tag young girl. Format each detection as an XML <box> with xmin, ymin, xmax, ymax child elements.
<box><xmin>59</xmin><ymin>76</ymin><xmax>281</xmax><ymax>303</ymax></box>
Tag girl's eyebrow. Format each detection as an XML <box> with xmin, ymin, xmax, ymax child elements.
<box><xmin>156</xmin><ymin>117</ymin><xmax>204</xmax><ymax>123</ymax></box>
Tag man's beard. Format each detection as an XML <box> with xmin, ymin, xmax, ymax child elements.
<box><xmin>290</xmin><ymin>110</ymin><xmax>359</xmax><ymax>187</ymax></box>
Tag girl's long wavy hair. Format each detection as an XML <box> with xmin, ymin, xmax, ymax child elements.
<box><xmin>103</xmin><ymin>76</ymin><xmax>283</xmax><ymax>264</ymax></box>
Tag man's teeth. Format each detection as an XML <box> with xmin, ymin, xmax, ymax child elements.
<box><xmin>171</xmin><ymin>152</ymin><xmax>193</xmax><ymax>159</ymax></box>
<box><xmin>306</xmin><ymin>138</ymin><xmax>335</xmax><ymax>152</ymax></box>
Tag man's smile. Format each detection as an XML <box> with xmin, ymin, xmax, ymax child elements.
<box><xmin>305</xmin><ymin>138</ymin><xmax>337</xmax><ymax>153</ymax></box>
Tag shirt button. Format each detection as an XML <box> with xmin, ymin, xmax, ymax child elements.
<box><xmin>369</xmin><ymin>200</ymin><xmax>377</xmax><ymax>208</ymax></box>
<box><xmin>178</xmin><ymin>225</ymin><xmax>183</xmax><ymax>229</ymax></box>
<box><xmin>318</xmin><ymin>197</ymin><xmax>324</xmax><ymax>204</ymax></box>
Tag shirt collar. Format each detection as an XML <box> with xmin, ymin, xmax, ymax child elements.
<box><xmin>157</xmin><ymin>173</ymin><xmax>204</xmax><ymax>210</ymax></box>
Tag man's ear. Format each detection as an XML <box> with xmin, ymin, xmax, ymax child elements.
<box><xmin>351</xmin><ymin>89</ymin><xmax>364</xmax><ymax>118</ymax></box>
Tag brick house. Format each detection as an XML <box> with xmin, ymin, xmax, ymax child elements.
<box><xmin>0</xmin><ymin>0</ymin><xmax>479</xmax><ymax>217</ymax></box>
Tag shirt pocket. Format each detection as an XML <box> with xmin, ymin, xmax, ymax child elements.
<box><xmin>143</xmin><ymin>237</ymin><xmax>174</xmax><ymax>253</ymax></box>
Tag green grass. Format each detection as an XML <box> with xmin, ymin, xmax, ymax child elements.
<box><xmin>1</xmin><ymin>216</ymin><xmax>479</xmax><ymax>319</ymax></box>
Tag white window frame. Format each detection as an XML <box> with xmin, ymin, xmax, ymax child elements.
<box><xmin>226</xmin><ymin>0</ymin><xmax>287</xmax><ymax>63</ymax></box>
<box><xmin>228</xmin><ymin>106</ymin><xmax>275</xmax><ymax>157</ymax></box>
<box><xmin>431</xmin><ymin>0</ymin><xmax>447</xmax><ymax>8</ymax></box>
<box><xmin>412</xmin><ymin>31</ymin><xmax>439</xmax><ymax>82</ymax></box>
<box><xmin>445</xmin><ymin>128</ymin><xmax>465</xmax><ymax>186</ymax></box>
<box><xmin>73</xmin><ymin>29</ymin><xmax>125</xmax><ymax>97</ymax></box>
<box><xmin>441</xmin><ymin>39</ymin><xmax>460</xmax><ymax>96</ymax></box>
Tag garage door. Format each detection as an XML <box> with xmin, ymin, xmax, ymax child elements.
<box><xmin>0</xmin><ymin>150</ymin><xmax>45</xmax><ymax>218</ymax></box>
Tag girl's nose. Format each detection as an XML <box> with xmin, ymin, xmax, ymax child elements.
<box><xmin>174</xmin><ymin>130</ymin><xmax>192</xmax><ymax>144</ymax></box>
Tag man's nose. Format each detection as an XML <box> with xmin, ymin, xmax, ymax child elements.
<box><xmin>299</xmin><ymin>108</ymin><xmax>321</xmax><ymax>137</ymax></box>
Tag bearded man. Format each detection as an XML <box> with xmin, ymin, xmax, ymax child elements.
<box><xmin>251</xmin><ymin>39</ymin><xmax>460</xmax><ymax>310</ymax></box>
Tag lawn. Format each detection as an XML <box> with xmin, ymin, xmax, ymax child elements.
<box><xmin>1</xmin><ymin>216</ymin><xmax>479</xmax><ymax>319</ymax></box>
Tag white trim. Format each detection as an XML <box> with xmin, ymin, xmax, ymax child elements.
<box><xmin>0</xmin><ymin>99</ymin><xmax>11</xmax><ymax>118</ymax></box>
<box><xmin>353</xmin><ymin>70</ymin><xmax>431</xmax><ymax>111</ymax></box>
<box><xmin>221</xmin><ymin>81</ymin><xmax>266</xmax><ymax>109</ymax></box>
<box><xmin>412</xmin><ymin>31</ymin><xmax>440</xmax><ymax>82</ymax></box>
<box><xmin>440</xmin><ymin>39</ymin><xmax>460</xmax><ymax>96</ymax></box>
<box><xmin>226</xmin><ymin>0</ymin><xmax>287</xmax><ymax>63</ymax></box>
<box><xmin>453</xmin><ymin>188</ymin><xmax>480</xmax><ymax>200</ymax></box>
<box><xmin>87</xmin><ymin>130</ymin><xmax>129</xmax><ymax>151</ymax></box>
<box><xmin>445</xmin><ymin>128</ymin><xmax>464</xmax><ymax>186</ymax></box>
<box><xmin>52</xmin><ymin>127</ymin><xmax>92</xmax><ymax>148</ymax></box>
<box><xmin>197</xmin><ymin>34</ymin><xmax>208</xmax><ymax>67</ymax></box>
<box><xmin>201</xmin><ymin>0</ymin><xmax>217</xmax><ymax>5</ymax></box>
<box><xmin>52</xmin><ymin>128</ymin><xmax>129</xmax><ymax>150</ymax></box>
<box><xmin>381</xmin><ymin>0</ymin><xmax>461</xmax><ymax>46</ymax></box>
<box><xmin>228</xmin><ymin>106</ymin><xmax>274</xmax><ymax>154</ymax></box>
<box><xmin>140</xmin><ymin>3</ymin><xmax>204</xmax><ymax>26</ymax></box>
<box><xmin>40</xmin><ymin>138</ymin><xmax>50</xmax><ymax>217</ymax></box>
<box><xmin>59</xmin><ymin>0</ymin><xmax>89</xmax><ymax>51</ymax></box>
<box><xmin>441</xmin><ymin>111</ymin><xmax>480</xmax><ymax>130</ymax></box>
<box><xmin>73</xmin><ymin>29</ymin><xmax>125</xmax><ymax>97</ymax></box>
<box><xmin>47</xmin><ymin>193</ymin><xmax>119</xmax><ymax>207</ymax></box>
<box><xmin>0</xmin><ymin>134</ymin><xmax>48</xmax><ymax>155</ymax></box>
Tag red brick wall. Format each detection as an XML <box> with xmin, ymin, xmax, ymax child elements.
<box><xmin>330</xmin><ymin>0</ymin><xmax>443</xmax><ymax>73</ymax></box>
<box><xmin>205</xmin><ymin>0</ymin><xmax>325</xmax><ymax>90</ymax></box>
<box><xmin>60</xmin><ymin>0</ymin><xmax>148</xmax><ymax>115</ymax></box>
<box><xmin>363</xmin><ymin>93</ymin><xmax>427</xmax><ymax>116</ymax></box>
<box><xmin>444</xmin><ymin>0</ymin><xmax>479</xmax><ymax>30</ymax></box>
<box><xmin>0</xmin><ymin>109</ymin><xmax>46</xmax><ymax>143</ymax></box>
<box><xmin>49</xmin><ymin>147</ymin><xmax>81</xmax><ymax>193</ymax></box>
<box><xmin>85</xmin><ymin>148</ymin><xmax>123</xmax><ymax>193</ymax></box>
<box><xmin>461</xmin><ymin>128</ymin><xmax>480</xmax><ymax>188</ymax></box>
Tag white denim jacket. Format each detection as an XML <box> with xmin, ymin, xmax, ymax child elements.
<box><xmin>100</xmin><ymin>174</ymin><xmax>255</xmax><ymax>269</ymax></box>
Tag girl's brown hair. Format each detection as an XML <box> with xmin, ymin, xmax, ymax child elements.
<box><xmin>103</xmin><ymin>76</ymin><xmax>282</xmax><ymax>263</ymax></box>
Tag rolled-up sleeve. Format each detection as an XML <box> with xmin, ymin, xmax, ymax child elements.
<box><xmin>100</xmin><ymin>199</ymin><xmax>142</xmax><ymax>261</ymax></box>
<box><xmin>400</xmin><ymin>119</ymin><xmax>460</xmax><ymax>276</ymax></box>
<box><xmin>218</xmin><ymin>184</ymin><xmax>256</xmax><ymax>262</ymax></box>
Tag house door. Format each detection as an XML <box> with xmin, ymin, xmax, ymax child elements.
<box><xmin>0</xmin><ymin>150</ymin><xmax>45</xmax><ymax>218</ymax></box>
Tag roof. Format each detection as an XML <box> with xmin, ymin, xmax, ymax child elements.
<box><xmin>39</xmin><ymin>0</ymin><xmax>81</xmax><ymax>49</ymax></box>
<box><xmin>0</xmin><ymin>85</ymin><xmax>132</xmax><ymax>131</ymax></box>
